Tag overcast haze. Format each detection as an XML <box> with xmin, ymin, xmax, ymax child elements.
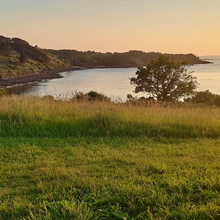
<box><xmin>1</xmin><ymin>0</ymin><xmax>220</xmax><ymax>55</ymax></box>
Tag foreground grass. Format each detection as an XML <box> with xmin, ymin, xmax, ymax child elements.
<box><xmin>0</xmin><ymin>96</ymin><xmax>220</xmax><ymax>219</ymax></box>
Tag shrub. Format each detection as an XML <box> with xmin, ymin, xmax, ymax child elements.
<box><xmin>70</xmin><ymin>91</ymin><xmax>110</xmax><ymax>102</ymax></box>
<box><xmin>191</xmin><ymin>90</ymin><xmax>220</xmax><ymax>106</ymax></box>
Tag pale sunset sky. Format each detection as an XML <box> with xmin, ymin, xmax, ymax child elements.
<box><xmin>1</xmin><ymin>0</ymin><xmax>219</xmax><ymax>55</ymax></box>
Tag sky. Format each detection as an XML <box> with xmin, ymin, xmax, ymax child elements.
<box><xmin>1</xmin><ymin>0</ymin><xmax>220</xmax><ymax>55</ymax></box>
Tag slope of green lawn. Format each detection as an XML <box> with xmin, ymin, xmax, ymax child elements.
<box><xmin>0</xmin><ymin>96</ymin><xmax>220</xmax><ymax>219</ymax></box>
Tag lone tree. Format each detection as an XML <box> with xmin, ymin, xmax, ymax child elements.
<box><xmin>130</xmin><ymin>55</ymin><xmax>198</xmax><ymax>102</ymax></box>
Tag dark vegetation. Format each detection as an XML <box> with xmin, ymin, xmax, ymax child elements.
<box><xmin>187</xmin><ymin>90</ymin><xmax>220</xmax><ymax>106</ymax></box>
<box><xmin>127</xmin><ymin>90</ymin><xmax>220</xmax><ymax>107</ymax></box>
<box><xmin>0</xmin><ymin>36</ymin><xmax>48</xmax><ymax>63</ymax></box>
<box><xmin>48</xmin><ymin>49</ymin><xmax>209</xmax><ymax>68</ymax></box>
<box><xmin>70</xmin><ymin>90</ymin><xmax>111</xmax><ymax>102</ymax></box>
<box><xmin>0</xmin><ymin>36</ymin><xmax>69</xmax><ymax>79</ymax></box>
<box><xmin>130</xmin><ymin>55</ymin><xmax>198</xmax><ymax>102</ymax></box>
<box><xmin>127</xmin><ymin>55</ymin><xmax>220</xmax><ymax>106</ymax></box>
<box><xmin>0</xmin><ymin>35</ymin><xmax>209</xmax><ymax>81</ymax></box>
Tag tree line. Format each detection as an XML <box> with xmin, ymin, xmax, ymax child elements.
<box><xmin>0</xmin><ymin>35</ymin><xmax>49</xmax><ymax>64</ymax></box>
<box><xmin>48</xmin><ymin>49</ymin><xmax>209</xmax><ymax>68</ymax></box>
<box><xmin>0</xmin><ymin>35</ymin><xmax>210</xmax><ymax>69</ymax></box>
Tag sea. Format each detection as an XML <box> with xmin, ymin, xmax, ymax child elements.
<box><xmin>6</xmin><ymin>56</ymin><xmax>220</xmax><ymax>102</ymax></box>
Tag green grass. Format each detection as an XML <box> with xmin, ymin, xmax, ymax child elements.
<box><xmin>0</xmin><ymin>96</ymin><xmax>220</xmax><ymax>219</ymax></box>
<box><xmin>0</xmin><ymin>52</ymin><xmax>69</xmax><ymax>79</ymax></box>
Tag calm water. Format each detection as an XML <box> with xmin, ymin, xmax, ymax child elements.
<box><xmin>7</xmin><ymin>56</ymin><xmax>220</xmax><ymax>101</ymax></box>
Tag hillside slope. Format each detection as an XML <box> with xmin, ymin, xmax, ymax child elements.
<box><xmin>0</xmin><ymin>35</ymin><xmax>70</xmax><ymax>79</ymax></box>
<box><xmin>0</xmin><ymin>35</ymin><xmax>209</xmax><ymax>81</ymax></box>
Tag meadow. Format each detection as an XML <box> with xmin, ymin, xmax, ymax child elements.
<box><xmin>0</xmin><ymin>95</ymin><xmax>220</xmax><ymax>219</ymax></box>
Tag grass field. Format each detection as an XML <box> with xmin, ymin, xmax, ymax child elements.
<box><xmin>0</xmin><ymin>95</ymin><xmax>220</xmax><ymax>219</ymax></box>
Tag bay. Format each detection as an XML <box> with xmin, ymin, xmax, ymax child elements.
<box><xmin>7</xmin><ymin>56</ymin><xmax>220</xmax><ymax>102</ymax></box>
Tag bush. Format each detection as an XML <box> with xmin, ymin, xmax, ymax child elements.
<box><xmin>213</xmin><ymin>96</ymin><xmax>220</xmax><ymax>106</ymax></box>
<box><xmin>70</xmin><ymin>91</ymin><xmax>111</xmax><ymax>102</ymax></box>
<box><xmin>191</xmin><ymin>90</ymin><xmax>220</xmax><ymax>106</ymax></box>
<box><xmin>87</xmin><ymin>90</ymin><xmax>110</xmax><ymax>102</ymax></box>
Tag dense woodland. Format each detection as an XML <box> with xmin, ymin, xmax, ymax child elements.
<box><xmin>0</xmin><ymin>35</ymin><xmax>209</xmax><ymax>79</ymax></box>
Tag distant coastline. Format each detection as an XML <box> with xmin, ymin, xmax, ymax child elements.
<box><xmin>0</xmin><ymin>35</ymin><xmax>211</xmax><ymax>89</ymax></box>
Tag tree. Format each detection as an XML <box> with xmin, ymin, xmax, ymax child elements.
<box><xmin>130</xmin><ymin>55</ymin><xmax>198</xmax><ymax>102</ymax></box>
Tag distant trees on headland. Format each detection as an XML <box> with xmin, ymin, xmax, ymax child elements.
<box><xmin>48</xmin><ymin>49</ymin><xmax>209</xmax><ymax>68</ymax></box>
<box><xmin>0</xmin><ymin>35</ymin><xmax>211</xmax><ymax>82</ymax></box>
<box><xmin>0</xmin><ymin>35</ymin><xmax>49</xmax><ymax>63</ymax></box>
<box><xmin>0</xmin><ymin>35</ymin><xmax>209</xmax><ymax>70</ymax></box>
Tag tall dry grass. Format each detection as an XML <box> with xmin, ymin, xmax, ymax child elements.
<box><xmin>0</xmin><ymin>95</ymin><xmax>220</xmax><ymax>138</ymax></box>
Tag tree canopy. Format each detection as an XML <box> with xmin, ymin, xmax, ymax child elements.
<box><xmin>130</xmin><ymin>55</ymin><xmax>198</xmax><ymax>102</ymax></box>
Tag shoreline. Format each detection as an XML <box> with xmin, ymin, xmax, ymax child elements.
<box><xmin>0</xmin><ymin>65</ymin><xmax>137</xmax><ymax>89</ymax></box>
<box><xmin>0</xmin><ymin>66</ymin><xmax>85</xmax><ymax>89</ymax></box>
<box><xmin>0</xmin><ymin>59</ymin><xmax>212</xmax><ymax>89</ymax></box>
